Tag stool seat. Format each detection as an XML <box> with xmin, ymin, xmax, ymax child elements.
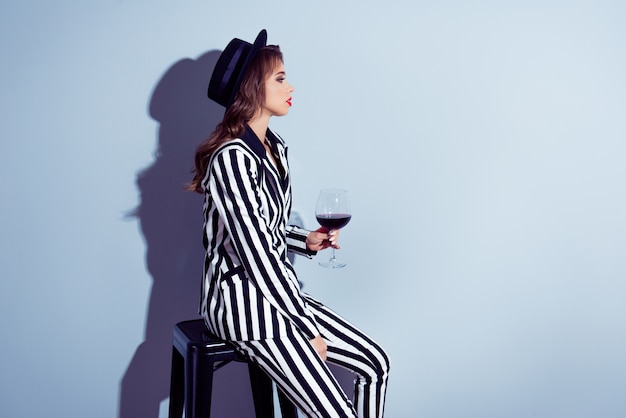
<box><xmin>168</xmin><ymin>319</ymin><xmax>297</xmax><ymax>418</ymax></box>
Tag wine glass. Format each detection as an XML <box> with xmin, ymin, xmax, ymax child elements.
<box><xmin>315</xmin><ymin>188</ymin><xmax>352</xmax><ymax>268</ymax></box>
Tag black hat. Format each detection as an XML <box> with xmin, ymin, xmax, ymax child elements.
<box><xmin>207</xmin><ymin>29</ymin><xmax>267</xmax><ymax>108</ymax></box>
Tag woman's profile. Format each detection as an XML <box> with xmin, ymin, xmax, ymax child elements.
<box><xmin>188</xmin><ymin>29</ymin><xmax>390</xmax><ymax>417</ymax></box>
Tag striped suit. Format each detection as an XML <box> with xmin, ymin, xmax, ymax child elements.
<box><xmin>199</xmin><ymin>125</ymin><xmax>390</xmax><ymax>417</ymax></box>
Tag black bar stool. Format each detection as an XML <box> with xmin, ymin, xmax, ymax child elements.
<box><xmin>168</xmin><ymin>319</ymin><xmax>298</xmax><ymax>418</ymax></box>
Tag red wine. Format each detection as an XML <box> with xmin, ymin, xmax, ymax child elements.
<box><xmin>316</xmin><ymin>213</ymin><xmax>352</xmax><ymax>229</ymax></box>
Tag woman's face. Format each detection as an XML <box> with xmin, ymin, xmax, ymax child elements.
<box><xmin>262</xmin><ymin>62</ymin><xmax>294</xmax><ymax>118</ymax></box>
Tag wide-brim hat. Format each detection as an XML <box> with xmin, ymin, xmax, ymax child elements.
<box><xmin>207</xmin><ymin>29</ymin><xmax>267</xmax><ymax>108</ymax></box>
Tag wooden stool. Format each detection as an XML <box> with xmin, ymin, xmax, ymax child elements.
<box><xmin>168</xmin><ymin>319</ymin><xmax>298</xmax><ymax>418</ymax></box>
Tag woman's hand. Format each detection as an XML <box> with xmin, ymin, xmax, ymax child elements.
<box><xmin>306</xmin><ymin>228</ymin><xmax>340</xmax><ymax>252</ymax></box>
<box><xmin>310</xmin><ymin>335</ymin><xmax>327</xmax><ymax>361</ymax></box>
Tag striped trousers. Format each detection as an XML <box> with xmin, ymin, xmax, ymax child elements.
<box><xmin>233</xmin><ymin>295</ymin><xmax>390</xmax><ymax>418</ymax></box>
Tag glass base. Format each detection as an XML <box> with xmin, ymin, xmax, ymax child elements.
<box><xmin>319</xmin><ymin>259</ymin><xmax>347</xmax><ymax>269</ymax></box>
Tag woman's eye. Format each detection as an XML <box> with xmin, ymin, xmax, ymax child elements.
<box><xmin>277</xmin><ymin>77</ymin><xmax>286</xmax><ymax>83</ymax></box>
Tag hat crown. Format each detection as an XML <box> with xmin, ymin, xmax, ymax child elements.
<box><xmin>207</xmin><ymin>30</ymin><xmax>267</xmax><ymax>107</ymax></box>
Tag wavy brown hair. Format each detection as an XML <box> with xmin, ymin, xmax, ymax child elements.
<box><xmin>187</xmin><ymin>45</ymin><xmax>283</xmax><ymax>193</ymax></box>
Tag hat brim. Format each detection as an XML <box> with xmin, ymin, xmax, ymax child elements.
<box><xmin>226</xmin><ymin>29</ymin><xmax>267</xmax><ymax>107</ymax></box>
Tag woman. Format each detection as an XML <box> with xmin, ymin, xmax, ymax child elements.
<box><xmin>188</xmin><ymin>29</ymin><xmax>390</xmax><ymax>417</ymax></box>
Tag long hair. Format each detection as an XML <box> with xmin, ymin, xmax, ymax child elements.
<box><xmin>187</xmin><ymin>45</ymin><xmax>283</xmax><ymax>193</ymax></box>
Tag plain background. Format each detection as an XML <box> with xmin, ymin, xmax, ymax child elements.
<box><xmin>1</xmin><ymin>1</ymin><xmax>625</xmax><ymax>417</ymax></box>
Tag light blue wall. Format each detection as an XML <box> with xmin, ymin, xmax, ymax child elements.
<box><xmin>1</xmin><ymin>1</ymin><xmax>625</xmax><ymax>417</ymax></box>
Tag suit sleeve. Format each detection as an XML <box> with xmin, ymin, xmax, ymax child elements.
<box><xmin>286</xmin><ymin>225</ymin><xmax>317</xmax><ymax>258</ymax></box>
<box><xmin>209</xmin><ymin>146</ymin><xmax>320</xmax><ymax>339</ymax></box>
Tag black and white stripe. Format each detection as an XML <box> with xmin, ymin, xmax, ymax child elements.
<box><xmin>199</xmin><ymin>125</ymin><xmax>389</xmax><ymax>416</ymax></box>
<box><xmin>306</xmin><ymin>295</ymin><xmax>390</xmax><ymax>417</ymax></box>
<box><xmin>235</xmin><ymin>296</ymin><xmax>390</xmax><ymax>418</ymax></box>
<box><xmin>200</xmin><ymin>126</ymin><xmax>318</xmax><ymax>341</ymax></box>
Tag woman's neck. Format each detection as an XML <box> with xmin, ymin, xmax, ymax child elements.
<box><xmin>247</xmin><ymin>114</ymin><xmax>270</xmax><ymax>144</ymax></box>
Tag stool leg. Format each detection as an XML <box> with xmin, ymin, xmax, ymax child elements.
<box><xmin>168</xmin><ymin>348</ymin><xmax>184</xmax><ymax>418</ymax></box>
<box><xmin>248</xmin><ymin>362</ymin><xmax>275</xmax><ymax>417</ymax></box>
<box><xmin>186</xmin><ymin>353</ymin><xmax>214</xmax><ymax>418</ymax></box>
<box><xmin>278</xmin><ymin>389</ymin><xmax>298</xmax><ymax>418</ymax></box>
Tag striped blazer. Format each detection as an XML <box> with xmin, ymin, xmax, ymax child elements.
<box><xmin>199</xmin><ymin>125</ymin><xmax>320</xmax><ymax>342</ymax></box>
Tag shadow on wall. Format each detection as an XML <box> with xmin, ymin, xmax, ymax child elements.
<box><xmin>118</xmin><ymin>50</ymin><xmax>258</xmax><ymax>418</ymax></box>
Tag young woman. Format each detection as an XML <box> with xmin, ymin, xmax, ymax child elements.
<box><xmin>188</xmin><ymin>29</ymin><xmax>390</xmax><ymax>417</ymax></box>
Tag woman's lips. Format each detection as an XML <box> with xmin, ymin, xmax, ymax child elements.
<box><xmin>287</xmin><ymin>97</ymin><xmax>292</xmax><ymax>106</ymax></box>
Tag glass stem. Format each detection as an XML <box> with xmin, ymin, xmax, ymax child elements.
<box><xmin>329</xmin><ymin>248</ymin><xmax>337</xmax><ymax>262</ymax></box>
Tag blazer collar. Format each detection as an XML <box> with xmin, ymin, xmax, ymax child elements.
<box><xmin>239</xmin><ymin>124</ymin><xmax>285</xmax><ymax>159</ymax></box>
<box><xmin>239</xmin><ymin>125</ymin><xmax>265</xmax><ymax>159</ymax></box>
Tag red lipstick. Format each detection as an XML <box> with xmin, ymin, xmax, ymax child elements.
<box><xmin>287</xmin><ymin>97</ymin><xmax>292</xmax><ymax>107</ymax></box>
